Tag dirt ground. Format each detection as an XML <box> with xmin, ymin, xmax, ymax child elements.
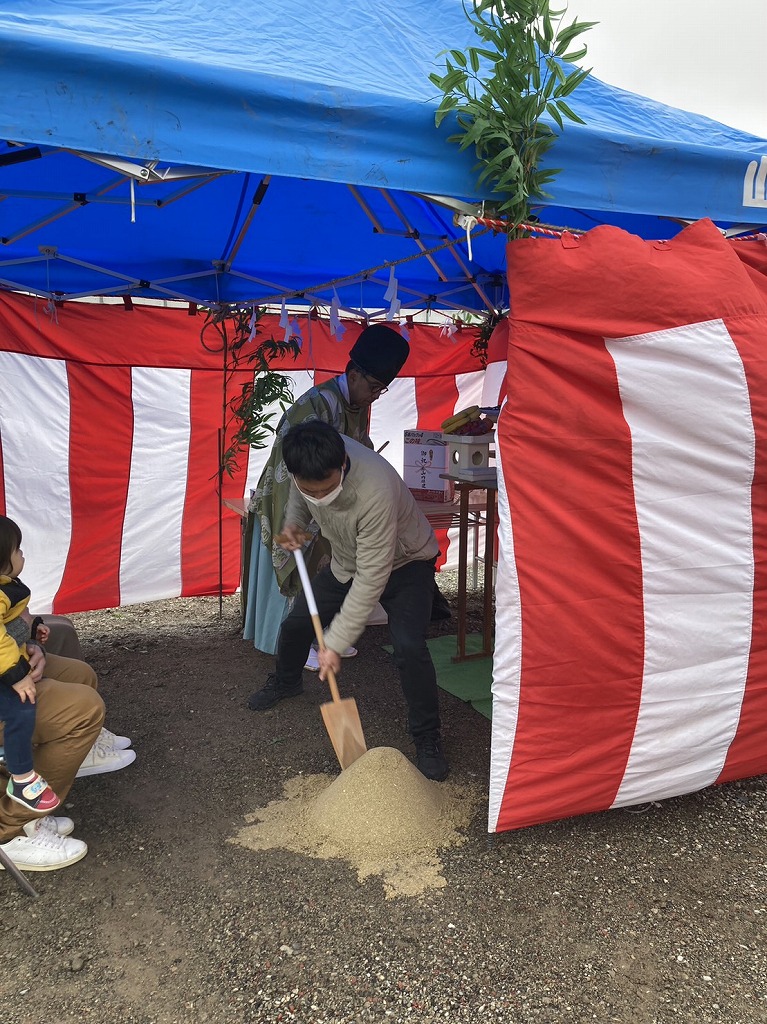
<box><xmin>1</xmin><ymin>578</ymin><xmax>767</xmax><ymax>1024</ymax></box>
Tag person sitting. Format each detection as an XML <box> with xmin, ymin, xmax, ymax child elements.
<box><xmin>0</xmin><ymin>640</ymin><xmax>104</xmax><ymax>871</ymax></box>
<box><xmin>0</xmin><ymin>515</ymin><xmax>134</xmax><ymax>781</ymax></box>
<box><xmin>22</xmin><ymin>613</ymin><xmax>134</xmax><ymax>776</ymax></box>
<box><xmin>0</xmin><ymin>642</ymin><xmax>135</xmax><ymax>870</ymax></box>
<box><xmin>0</xmin><ymin>517</ymin><xmax>62</xmax><ymax>815</ymax></box>
<box><xmin>247</xmin><ymin>421</ymin><xmax>449</xmax><ymax>782</ymax></box>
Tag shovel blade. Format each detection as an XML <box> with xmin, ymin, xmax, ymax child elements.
<box><xmin>320</xmin><ymin>697</ymin><xmax>367</xmax><ymax>770</ymax></box>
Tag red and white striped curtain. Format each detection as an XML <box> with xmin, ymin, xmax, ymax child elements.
<box><xmin>0</xmin><ymin>295</ymin><xmax>485</xmax><ymax>612</ymax></box>
<box><xmin>490</xmin><ymin>219</ymin><xmax>767</xmax><ymax>833</ymax></box>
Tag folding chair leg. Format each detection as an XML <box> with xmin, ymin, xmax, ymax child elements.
<box><xmin>0</xmin><ymin>844</ymin><xmax>39</xmax><ymax>897</ymax></box>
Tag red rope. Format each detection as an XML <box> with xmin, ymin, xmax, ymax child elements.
<box><xmin>477</xmin><ymin>217</ymin><xmax>767</xmax><ymax>244</ymax></box>
<box><xmin>477</xmin><ymin>217</ymin><xmax>581</xmax><ymax>238</ymax></box>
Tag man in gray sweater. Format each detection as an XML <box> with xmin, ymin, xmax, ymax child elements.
<box><xmin>248</xmin><ymin>420</ymin><xmax>448</xmax><ymax>781</ymax></box>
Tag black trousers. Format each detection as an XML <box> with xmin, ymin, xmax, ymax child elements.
<box><xmin>275</xmin><ymin>559</ymin><xmax>441</xmax><ymax>739</ymax></box>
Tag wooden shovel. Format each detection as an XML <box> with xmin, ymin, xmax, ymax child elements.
<box><xmin>293</xmin><ymin>547</ymin><xmax>367</xmax><ymax>770</ymax></box>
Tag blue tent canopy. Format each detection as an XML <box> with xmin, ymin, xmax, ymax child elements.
<box><xmin>0</xmin><ymin>0</ymin><xmax>765</xmax><ymax>312</ymax></box>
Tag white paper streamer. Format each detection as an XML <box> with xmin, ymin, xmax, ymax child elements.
<box><xmin>384</xmin><ymin>267</ymin><xmax>401</xmax><ymax>321</ymax></box>
<box><xmin>289</xmin><ymin>318</ymin><xmax>303</xmax><ymax>348</ymax></box>
<box><xmin>330</xmin><ymin>289</ymin><xmax>346</xmax><ymax>340</ymax></box>
<box><xmin>457</xmin><ymin>213</ymin><xmax>478</xmax><ymax>262</ymax></box>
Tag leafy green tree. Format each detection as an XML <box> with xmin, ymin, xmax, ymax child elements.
<box><xmin>430</xmin><ymin>1</ymin><xmax>595</xmax><ymax>237</ymax></box>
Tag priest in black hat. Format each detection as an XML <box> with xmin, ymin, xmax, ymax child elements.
<box><xmin>346</xmin><ymin>323</ymin><xmax>410</xmax><ymax>401</ymax></box>
<box><xmin>243</xmin><ymin>323</ymin><xmax>413</xmax><ymax>661</ymax></box>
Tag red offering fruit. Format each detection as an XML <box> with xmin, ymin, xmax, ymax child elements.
<box><xmin>453</xmin><ymin>417</ymin><xmax>495</xmax><ymax>436</ymax></box>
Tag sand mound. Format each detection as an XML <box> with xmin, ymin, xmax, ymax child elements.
<box><xmin>230</xmin><ymin>746</ymin><xmax>481</xmax><ymax>898</ymax></box>
<box><xmin>309</xmin><ymin>746</ymin><xmax>446</xmax><ymax>854</ymax></box>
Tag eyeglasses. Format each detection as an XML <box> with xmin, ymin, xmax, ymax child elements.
<box><xmin>355</xmin><ymin>366</ymin><xmax>388</xmax><ymax>396</ymax></box>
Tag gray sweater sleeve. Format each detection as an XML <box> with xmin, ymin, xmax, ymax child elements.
<box><xmin>322</xmin><ymin>496</ymin><xmax>398</xmax><ymax>655</ymax></box>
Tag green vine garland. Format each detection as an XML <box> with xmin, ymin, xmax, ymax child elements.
<box><xmin>201</xmin><ymin>306</ymin><xmax>301</xmax><ymax>477</ymax></box>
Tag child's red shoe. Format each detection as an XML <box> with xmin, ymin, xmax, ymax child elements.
<box><xmin>6</xmin><ymin>772</ymin><xmax>61</xmax><ymax>814</ymax></box>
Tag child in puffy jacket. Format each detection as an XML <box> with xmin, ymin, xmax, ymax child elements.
<box><xmin>0</xmin><ymin>514</ymin><xmax>60</xmax><ymax>814</ymax></box>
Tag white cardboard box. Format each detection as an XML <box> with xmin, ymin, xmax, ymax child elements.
<box><xmin>403</xmin><ymin>430</ymin><xmax>454</xmax><ymax>502</ymax></box>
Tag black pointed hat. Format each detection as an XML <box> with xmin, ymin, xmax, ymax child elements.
<box><xmin>349</xmin><ymin>324</ymin><xmax>410</xmax><ymax>386</ymax></box>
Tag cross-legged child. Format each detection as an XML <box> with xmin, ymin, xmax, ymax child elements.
<box><xmin>0</xmin><ymin>515</ymin><xmax>60</xmax><ymax>814</ymax></box>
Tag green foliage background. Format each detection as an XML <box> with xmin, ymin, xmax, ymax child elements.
<box><xmin>200</xmin><ymin>306</ymin><xmax>300</xmax><ymax>478</ymax></box>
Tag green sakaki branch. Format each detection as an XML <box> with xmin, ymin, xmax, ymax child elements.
<box><xmin>430</xmin><ymin>0</ymin><xmax>596</xmax><ymax>238</ymax></box>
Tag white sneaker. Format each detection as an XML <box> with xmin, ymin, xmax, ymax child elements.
<box><xmin>0</xmin><ymin>826</ymin><xmax>87</xmax><ymax>871</ymax></box>
<box><xmin>98</xmin><ymin>726</ymin><xmax>132</xmax><ymax>751</ymax></box>
<box><xmin>76</xmin><ymin>739</ymin><xmax>137</xmax><ymax>778</ymax></box>
<box><xmin>304</xmin><ymin>644</ymin><xmax>357</xmax><ymax>671</ymax></box>
<box><xmin>26</xmin><ymin>815</ymin><xmax>75</xmax><ymax>838</ymax></box>
<box><xmin>366</xmin><ymin>602</ymin><xmax>388</xmax><ymax>626</ymax></box>
<box><xmin>304</xmin><ymin>645</ymin><xmax>321</xmax><ymax>672</ymax></box>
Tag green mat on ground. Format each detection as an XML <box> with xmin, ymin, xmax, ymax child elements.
<box><xmin>383</xmin><ymin>634</ymin><xmax>493</xmax><ymax>720</ymax></box>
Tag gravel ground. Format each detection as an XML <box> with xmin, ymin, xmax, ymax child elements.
<box><xmin>1</xmin><ymin>574</ymin><xmax>767</xmax><ymax>1024</ymax></box>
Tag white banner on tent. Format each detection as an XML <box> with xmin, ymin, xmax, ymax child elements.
<box><xmin>120</xmin><ymin>368</ymin><xmax>191</xmax><ymax>606</ymax></box>
<box><xmin>0</xmin><ymin>351</ymin><xmax>73</xmax><ymax>610</ymax></box>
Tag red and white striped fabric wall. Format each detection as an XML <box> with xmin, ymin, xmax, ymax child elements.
<box><xmin>0</xmin><ymin>294</ymin><xmax>484</xmax><ymax>613</ymax></box>
<box><xmin>490</xmin><ymin>219</ymin><xmax>767</xmax><ymax>833</ymax></box>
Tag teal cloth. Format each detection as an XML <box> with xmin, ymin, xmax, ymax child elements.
<box><xmin>243</xmin><ymin>536</ymin><xmax>289</xmax><ymax>655</ymax></box>
<box><xmin>384</xmin><ymin>633</ymin><xmax>493</xmax><ymax>720</ymax></box>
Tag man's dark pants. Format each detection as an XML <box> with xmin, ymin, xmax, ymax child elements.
<box><xmin>276</xmin><ymin>559</ymin><xmax>441</xmax><ymax>739</ymax></box>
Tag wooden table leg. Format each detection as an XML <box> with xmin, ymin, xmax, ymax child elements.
<box><xmin>453</xmin><ymin>484</ymin><xmax>469</xmax><ymax>661</ymax></box>
<box><xmin>482</xmin><ymin>489</ymin><xmax>496</xmax><ymax>656</ymax></box>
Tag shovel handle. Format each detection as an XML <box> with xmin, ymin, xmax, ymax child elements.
<box><xmin>294</xmin><ymin>548</ymin><xmax>343</xmax><ymax>704</ymax></box>
<box><xmin>0</xmin><ymin>844</ymin><xmax>39</xmax><ymax>897</ymax></box>
<box><xmin>309</xmin><ymin>614</ymin><xmax>343</xmax><ymax>703</ymax></box>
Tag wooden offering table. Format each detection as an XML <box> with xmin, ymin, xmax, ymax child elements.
<box><xmin>438</xmin><ymin>472</ymin><xmax>497</xmax><ymax>663</ymax></box>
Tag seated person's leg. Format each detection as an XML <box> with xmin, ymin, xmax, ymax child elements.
<box><xmin>29</xmin><ymin>678</ymin><xmax>104</xmax><ymax>805</ymax></box>
<box><xmin>42</xmin><ymin>653</ymin><xmax>136</xmax><ymax>775</ymax></box>
<box><xmin>41</xmin><ymin>651</ymin><xmax>97</xmax><ymax>689</ymax></box>
<box><xmin>0</xmin><ymin>677</ymin><xmax>104</xmax><ymax>843</ymax></box>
